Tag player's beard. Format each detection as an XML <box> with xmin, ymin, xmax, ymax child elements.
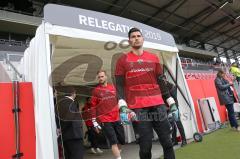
<box><xmin>132</xmin><ymin>45</ymin><xmax>142</xmax><ymax>50</ymax></box>
<box><xmin>99</xmin><ymin>79</ymin><xmax>107</xmax><ymax>86</ymax></box>
<box><xmin>131</xmin><ymin>41</ymin><xmax>143</xmax><ymax>50</ymax></box>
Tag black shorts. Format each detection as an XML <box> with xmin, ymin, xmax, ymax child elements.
<box><xmin>132</xmin><ymin>105</ymin><xmax>172</xmax><ymax>143</ymax></box>
<box><xmin>101</xmin><ymin>121</ymin><xmax>125</xmax><ymax>146</ymax></box>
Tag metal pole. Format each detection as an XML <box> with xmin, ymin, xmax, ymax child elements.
<box><xmin>12</xmin><ymin>81</ymin><xmax>23</xmax><ymax>159</ymax></box>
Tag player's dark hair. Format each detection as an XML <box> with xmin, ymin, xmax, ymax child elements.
<box><xmin>128</xmin><ymin>27</ymin><xmax>142</xmax><ymax>38</ymax></box>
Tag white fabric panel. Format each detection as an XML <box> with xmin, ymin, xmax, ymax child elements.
<box><xmin>23</xmin><ymin>24</ymin><xmax>58</xmax><ymax>159</ymax></box>
<box><xmin>45</xmin><ymin>34</ymin><xmax>59</xmax><ymax>158</ymax></box>
<box><xmin>177</xmin><ymin>54</ymin><xmax>197</xmax><ymax>138</ymax></box>
<box><xmin>158</xmin><ymin>52</ymin><xmax>197</xmax><ymax>139</ymax></box>
<box><xmin>175</xmin><ymin>55</ymin><xmax>198</xmax><ymax>136</ymax></box>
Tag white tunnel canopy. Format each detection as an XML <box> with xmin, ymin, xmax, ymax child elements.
<box><xmin>21</xmin><ymin>4</ymin><xmax>196</xmax><ymax>159</ymax></box>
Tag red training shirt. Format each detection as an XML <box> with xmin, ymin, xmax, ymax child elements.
<box><xmin>90</xmin><ymin>83</ymin><xmax>120</xmax><ymax>123</ymax></box>
<box><xmin>115</xmin><ymin>51</ymin><xmax>165</xmax><ymax>109</ymax></box>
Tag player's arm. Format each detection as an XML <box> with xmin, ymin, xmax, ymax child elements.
<box><xmin>115</xmin><ymin>55</ymin><xmax>129</xmax><ymax>112</ymax></box>
<box><xmin>115</xmin><ymin>75</ymin><xmax>128</xmax><ymax>112</ymax></box>
<box><xmin>157</xmin><ymin>74</ymin><xmax>179</xmax><ymax>120</ymax></box>
<box><xmin>155</xmin><ymin>60</ymin><xmax>179</xmax><ymax>120</ymax></box>
<box><xmin>115</xmin><ymin>75</ymin><xmax>136</xmax><ymax>124</ymax></box>
<box><xmin>115</xmin><ymin>75</ymin><xmax>125</xmax><ymax>100</ymax></box>
<box><xmin>115</xmin><ymin>55</ymin><xmax>136</xmax><ymax>123</ymax></box>
<box><xmin>90</xmin><ymin>89</ymin><xmax>101</xmax><ymax>132</ymax></box>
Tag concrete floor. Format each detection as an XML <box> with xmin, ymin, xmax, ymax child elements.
<box><xmin>84</xmin><ymin>142</ymin><xmax>180</xmax><ymax>159</ymax></box>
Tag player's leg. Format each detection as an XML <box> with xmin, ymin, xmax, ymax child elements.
<box><xmin>152</xmin><ymin>106</ymin><xmax>175</xmax><ymax>159</ymax></box>
<box><xmin>133</xmin><ymin>108</ymin><xmax>154</xmax><ymax>159</ymax></box>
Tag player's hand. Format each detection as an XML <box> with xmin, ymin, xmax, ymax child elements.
<box><xmin>166</xmin><ymin>97</ymin><xmax>179</xmax><ymax>121</ymax></box>
<box><xmin>118</xmin><ymin>99</ymin><xmax>137</xmax><ymax>124</ymax></box>
<box><xmin>92</xmin><ymin>118</ymin><xmax>101</xmax><ymax>133</ymax></box>
<box><xmin>118</xmin><ymin>99</ymin><xmax>128</xmax><ymax>113</ymax></box>
<box><xmin>120</xmin><ymin>113</ymin><xmax>130</xmax><ymax>125</ymax></box>
<box><xmin>120</xmin><ymin>111</ymin><xmax>137</xmax><ymax>125</ymax></box>
<box><xmin>170</xmin><ymin>105</ymin><xmax>179</xmax><ymax>121</ymax></box>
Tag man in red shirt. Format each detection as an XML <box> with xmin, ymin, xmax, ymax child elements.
<box><xmin>115</xmin><ymin>28</ymin><xmax>177</xmax><ymax>159</ymax></box>
<box><xmin>82</xmin><ymin>97</ymin><xmax>103</xmax><ymax>154</ymax></box>
<box><xmin>90</xmin><ymin>70</ymin><xmax>125</xmax><ymax>159</ymax></box>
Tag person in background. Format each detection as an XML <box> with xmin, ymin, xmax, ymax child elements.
<box><xmin>229</xmin><ymin>62</ymin><xmax>240</xmax><ymax>85</ymax></box>
<box><xmin>82</xmin><ymin>97</ymin><xmax>103</xmax><ymax>154</ymax></box>
<box><xmin>215</xmin><ymin>70</ymin><xmax>240</xmax><ymax>132</ymax></box>
<box><xmin>90</xmin><ymin>70</ymin><xmax>125</xmax><ymax>159</ymax></box>
<box><xmin>162</xmin><ymin>75</ymin><xmax>187</xmax><ymax>147</ymax></box>
<box><xmin>56</xmin><ymin>87</ymin><xmax>84</xmax><ymax>159</ymax></box>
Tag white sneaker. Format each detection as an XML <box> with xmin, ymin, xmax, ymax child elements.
<box><xmin>90</xmin><ymin>148</ymin><xmax>97</xmax><ymax>154</ymax></box>
<box><xmin>96</xmin><ymin>148</ymin><xmax>103</xmax><ymax>153</ymax></box>
<box><xmin>237</xmin><ymin>127</ymin><xmax>240</xmax><ymax>132</ymax></box>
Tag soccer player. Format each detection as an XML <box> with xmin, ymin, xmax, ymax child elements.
<box><xmin>115</xmin><ymin>27</ymin><xmax>177</xmax><ymax>159</ymax></box>
<box><xmin>82</xmin><ymin>97</ymin><xmax>103</xmax><ymax>154</ymax></box>
<box><xmin>90</xmin><ymin>70</ymin><xmax>125</xmax><ymax>159</ymax></box>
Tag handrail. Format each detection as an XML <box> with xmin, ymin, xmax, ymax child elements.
<box><xmin>0</xmin><ymin>39</ymin><xmax>28</xmax><ymax>47</ymax></box>
<box><xmin>5</xmin><ymin>58</ymin><xmax>23</xmax><ymax>79</ymax></box>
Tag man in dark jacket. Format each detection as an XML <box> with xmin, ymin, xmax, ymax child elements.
<box><xmin>56</xmin><ymin>87</ymin><xmax>84</xmax><ymax>159</ymax></box>
<box><xmin>162</xmin><ymin>75</ymin><xmax>187</xmax><ymax>147</ymax></box>
<box><xmin>215</xmin><ymin>70</ymin><xmax>240</xmax><ymax>132</ymax></box>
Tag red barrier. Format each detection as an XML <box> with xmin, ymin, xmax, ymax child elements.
<box><xmin>187</xmin><ymin>79</ymin><xmax>227</xmax><ymax>133</ymax></box>
<box><xmin>0</xmin><ymin>82</ymin><xmax>35</xmax><ymax>159</ymax></box>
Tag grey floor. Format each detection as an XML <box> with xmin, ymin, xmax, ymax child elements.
<box><xmin>84</xmin><ymin>142</ymin><xmax>180</xmax><ymax>159</ymax></box>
